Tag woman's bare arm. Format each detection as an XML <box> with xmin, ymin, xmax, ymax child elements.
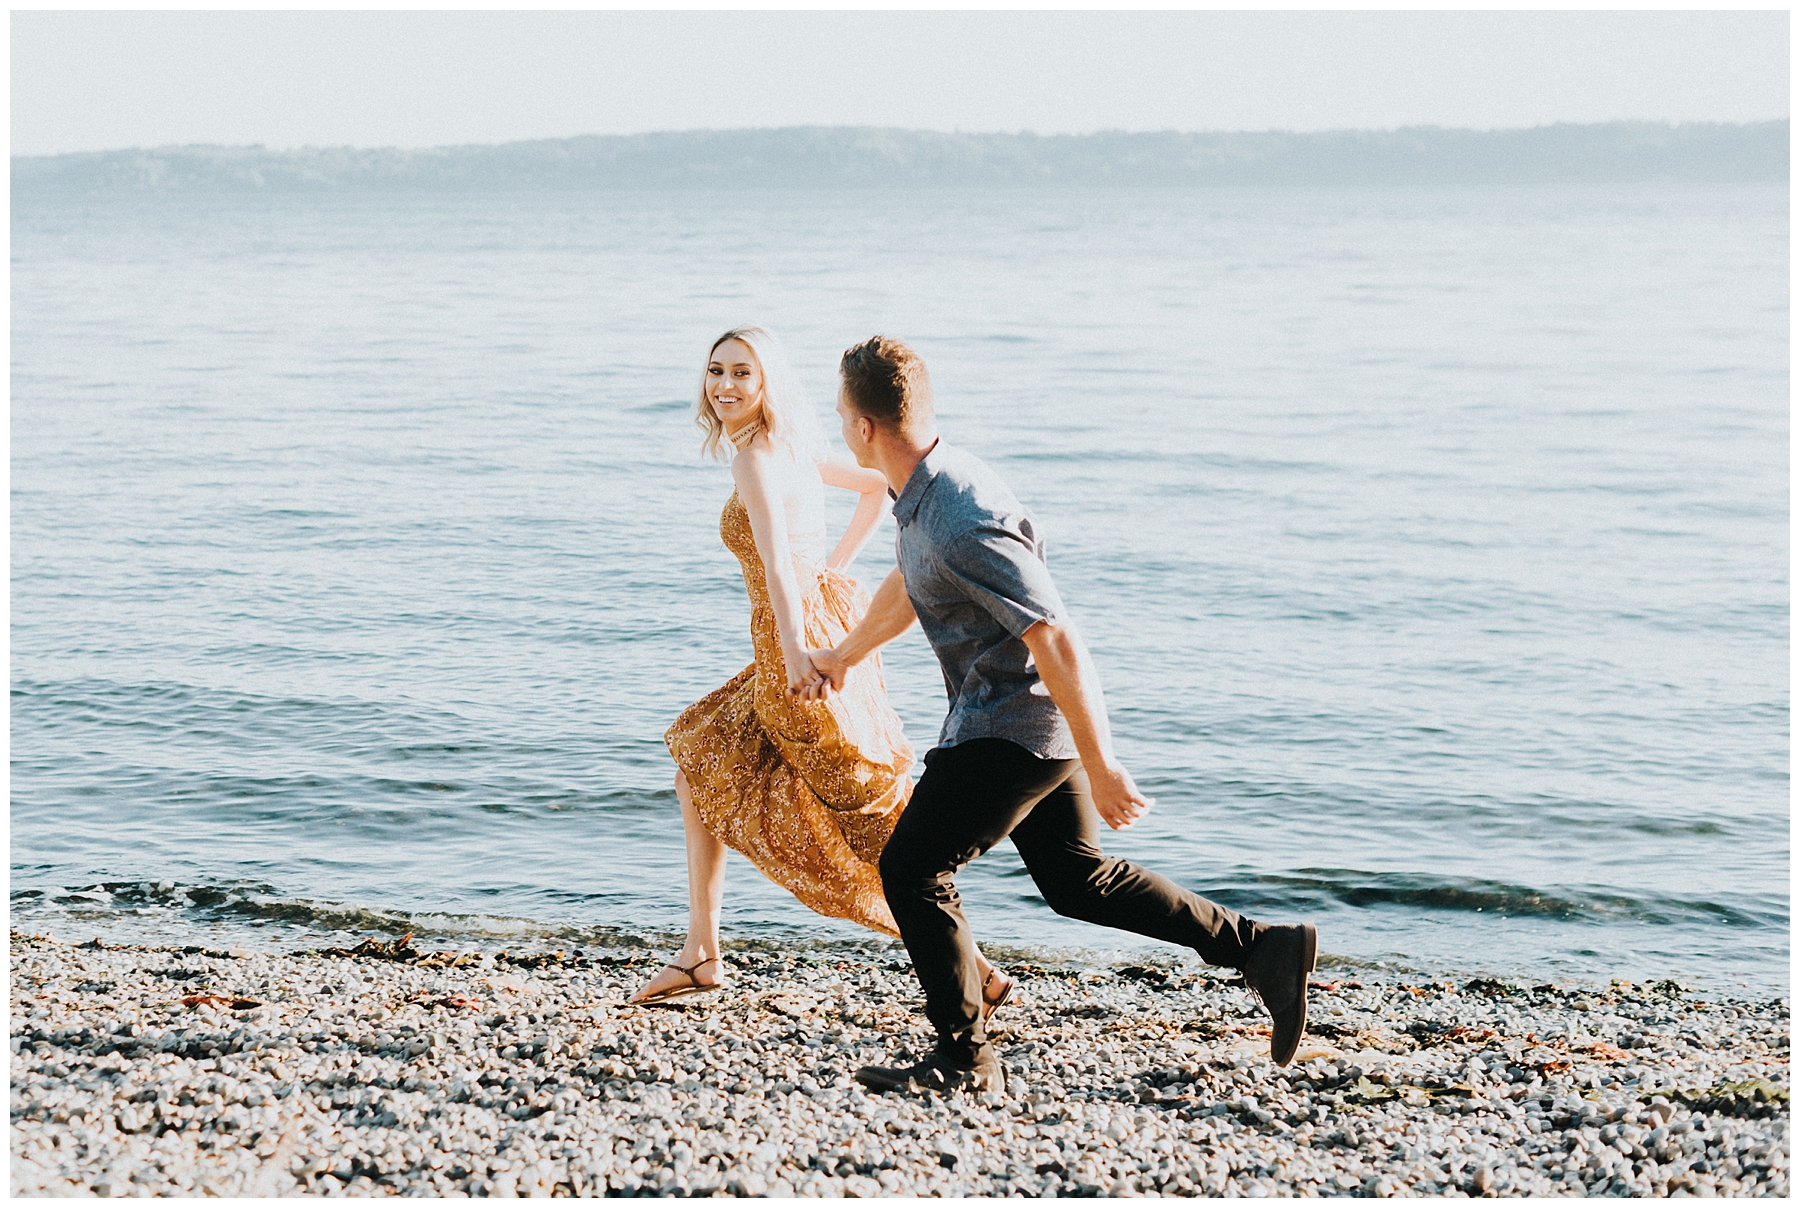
<box><xmin>732</xmin><ymin>446</ymin><xmax>819</xmax><ymax>693</ymax></box>
<box><xmin>818</xmin><ymin>459</ymin><xmax>891</xmax><ymax>571</ymax></box>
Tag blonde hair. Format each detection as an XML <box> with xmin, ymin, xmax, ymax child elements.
<box><xmin>694</xmin><ymin>326</ymin><xmax>824</xmax><ymax>462</ymax></box>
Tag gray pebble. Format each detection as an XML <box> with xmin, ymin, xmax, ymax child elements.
<box><xmin>7</xmin><ymin>933</ymin><xmax>1790</xmax><ymax>1197</ymax></box>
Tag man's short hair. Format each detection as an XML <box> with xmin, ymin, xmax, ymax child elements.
<box><xmin>839</xmin><ymin>336</ymin><xmax>933</xmax><ymax>435</ymax></box>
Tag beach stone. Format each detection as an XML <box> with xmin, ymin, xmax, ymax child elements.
<box><xmin>7</xmin><ymin>933</ymin><xmax>1791</xmax><ymax>1199</ymax></box>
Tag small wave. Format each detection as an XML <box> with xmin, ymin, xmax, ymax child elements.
<box><xmin>10</xmin><ymin>870</ymin><xmax>1788</xmax><ymax>993</ymax></box>
<box><xmin>12</xmin><ymin>879</ymin><xmax>932</xmax><ymax>962</ymax></box>
<box><xmin>12</xmin><ymin>880</ymin><xmax>666</xmax><ymax>952</ymax></box>
<box><xmin>16</xmin><ymin>864</ymin><xmax>1784</xmax><ymax>950</ymax></box>
<box><xmin>1245</xmin><ymin>869</ymin><xmax>1783</xmax><ymax>928</ymax></box>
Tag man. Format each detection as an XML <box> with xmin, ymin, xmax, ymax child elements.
<box><xmin>806</xmin><ymin>335</ymin><xmax>1318</xmax><ymax>1096</ymax></box>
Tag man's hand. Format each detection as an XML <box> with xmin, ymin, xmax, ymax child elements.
<box><xmin>1020</xmin><ymin>619</ymin><xmax>1149</xmax><ymax>828</ymax></box>
<box><xmin>784</xmin><ymin>647</ymin><xmax>824</xmax><ymax>696</ymax></box>
<box><xmin>800</xmin><ymin>646</ymin><xmax>852</xmax><ymax>699</ymax></box>
<box><xmin>1088</xmin><ymin>760</ymin><xmax>1153</xmax><ymax>830</ymax></box>
<box><xmin>798</xmin><ymin>569</ymin><xmax>916</xmax><ymax>702</ymax></box>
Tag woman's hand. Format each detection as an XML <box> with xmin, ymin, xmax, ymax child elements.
<box><xmin>800</xmin><ymin>646</ymin><xmax>852</xmax><ymax>699</ymax></box>
<box><xmin>784</xmin><ymin>646</ymin><xmax>825</xmax><ymax>696</ymax></box>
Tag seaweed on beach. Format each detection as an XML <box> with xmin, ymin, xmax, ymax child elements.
<box><xmin>407</xmin><ymin>992</ymin><xmax>482</xmax><ymax>1011</ymax></box>
<box><xmin>998</xmin><ymin>962</ymin><xmax>1089</xmax><ymax>984</ymax></box>
<box><xmin>1055</xmin><ymin>1003</ymin><xmax>1113</xmax><ymax>1020</ymax></box>
<box><xmin>1670</xmin><ymin>1078</ymin><xmax>1789</xmax><ymax>1120</ymax></box>
<box><xmin>310</xmin><ymin>933</ymin><xmax>424</xmax><ymax>961</ymax></box>
<box><xmin>14</xmin><ymin>931</ymin><xmax>250</xmax><ymax>962</ymax></box>
<box><xmin>178</xmin><ymin>993</ymin><xmax>262</xmax><ymax>1011</ymax></box>
<box><xmin>1406</xmin><ymin>1020</ymin><xmax>1500</xmax><ymax>1048</ymax></box>
<box><xmin>1582</xmin><ymin>1040</ymin><xmax>1633</xmax><ymax>1063</ymax></box>
<box><xmin>1300</xmin><ymin>1020</ymin><xmax>1356</xmax><ymax>1040</ymax></box>
<box><xmin>1345</xmin><ymin>1076</ymin><xmax>1402</xmax><ymax>1105</ymax></box>
<box><xmin>497</xmin><ymin>949</ymin><xmax>583</xmax><ymax>971</ymax></box>
<box><xmin>1303</xmin><ymin>1020</ymin><xmax>1405</xmax><ymax>1052</ymax></box>
<box><xmin>296</xmin><ymin>934</ymin><xmax>645</xmax><ymax>971</ymax></box>
<box><xmin>12</xmin><ymin>929</ymin><xmax>1793</xmax><ymax>1198</ymax></box>
<box><xmin>1344</xmin><ymin>1076</ymin><xmax>1486</xmax><ymax>1107</ymax></box>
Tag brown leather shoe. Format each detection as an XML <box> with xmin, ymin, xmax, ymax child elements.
<box><xmin>1240</xmin><ymin>923</ymin><xmax>1317</xmax><ymax>1067</ymax></box>
<box><xmin>855</xmin><ymin>1049</ymin><xmax>1005</xmax><ymax>1096</ymax></box>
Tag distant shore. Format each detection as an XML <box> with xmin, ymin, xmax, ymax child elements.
<box><xmin>11</xmin><ymin>121</ymin><xmax>1788</xmax><ymax>194</ymax></box>
<box><xmin>10</xmin><ymin>930</ymin><xmax>1788</xmax><ymax>1197</ymax></box>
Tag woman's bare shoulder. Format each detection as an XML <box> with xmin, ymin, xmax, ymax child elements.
<box><xmin>732</xmin><ymin>437</ymin><xmax>806</xmax><ymax>501</ymax></box>
<box><xmin>728</xmin><ymin>438</ymin><xmax>774</xmax><ymax>482</ymax></box>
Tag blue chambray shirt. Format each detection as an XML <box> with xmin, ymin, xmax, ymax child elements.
<box><xmin>891</xmin><ymin>441</ymin><xmax>1078</xmax><ymax>760</ymax></box>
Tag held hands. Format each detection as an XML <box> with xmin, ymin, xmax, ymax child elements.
<box><xmin>796</xmin><ymin>646</ymin><xmax>852</xmax><ymax>700</ymax></box>
<box><xmin>783</xmin><ymin>647</ymin><xmax>825</xmax><ymax>697</ymax></box>
<box><xmin>1089</xmin><ymin>761</ymin><xmax>1153</xmax><ymax>830</ymax></box>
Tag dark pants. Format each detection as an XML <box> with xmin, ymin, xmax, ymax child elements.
<box><xmin>880</xmin><ymin>737</ymin><xmax>1263</xmax><ymax>1062</ymax></box>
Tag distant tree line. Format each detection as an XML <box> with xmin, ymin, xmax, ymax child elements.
<box><xmin>12</xmin><ymin>122</ymin><xmax>1788</xmax><ymax>193</ymax></box>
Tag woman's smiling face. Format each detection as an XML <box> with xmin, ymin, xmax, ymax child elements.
<box><xmin>706</xmin><ymin>339</ymin><xmax>764</xmax><ymax>432</ymax></box>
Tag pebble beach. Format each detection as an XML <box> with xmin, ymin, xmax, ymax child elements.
<box><xmin>11</xmin><ymin>931</ymin><xmax>1789</xmax><ymax>1198</ymax></box>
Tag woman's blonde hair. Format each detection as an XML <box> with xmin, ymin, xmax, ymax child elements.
<box><xmin>694</xmin><ymin>326</ymin><xmax>823</xmax><ymax>462</ymax></box>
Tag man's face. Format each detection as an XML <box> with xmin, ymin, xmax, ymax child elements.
<box><xmin>836</xmin><ymin>387</ymin><xmax>875</xmax><ymax>467</ymax></box>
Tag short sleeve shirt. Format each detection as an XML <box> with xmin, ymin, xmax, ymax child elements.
<box><xmin>891</xmin><ymin>441</ymin><xmax>1077</xmax><ymax>759</ymax></box>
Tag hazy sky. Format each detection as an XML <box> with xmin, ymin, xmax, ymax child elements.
<box><xmin>12</xmin><ymin>10</ymin><xmax>1789</xmax><ymax>157</ymax></box>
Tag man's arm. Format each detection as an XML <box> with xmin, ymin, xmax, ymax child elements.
<box><xmin>801</xmin><ymin>568</ymin><xmax>917</xmax><ymax>700</ymax></box>
<box><xmin>1021</xmin><ymin>619</ymin><xmax>1152</xmax><ymax>830</ymax></box>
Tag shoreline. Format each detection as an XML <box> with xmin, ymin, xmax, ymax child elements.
<box><xmin>15</xmin><ymin>895</ymin><xmax>1788</xmax><ymax>1003</ymax></box>
<box><xmin>11</xmin><ymin>931</ymin><xmax>1789</xmax><ymax>1197</ymax></box>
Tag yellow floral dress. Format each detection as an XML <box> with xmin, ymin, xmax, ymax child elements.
<box><xmin>665</xmin><ymin>491</ymin><xmax>913</xmax><ymax>935</ymax></box>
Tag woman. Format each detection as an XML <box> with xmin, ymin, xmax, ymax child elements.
<box><xmin>631</xmin><ymin>327</ymin><xmax>1014</xmax><ymax>1017</ymax></box>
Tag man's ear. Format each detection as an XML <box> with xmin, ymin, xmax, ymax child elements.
<box><xmin>858</xmin><ymin>416</ymin><xmax>876</xmax><ymax>444</ymax></box>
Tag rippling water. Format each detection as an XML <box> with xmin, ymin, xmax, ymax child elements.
<box><xmin>11</xmin><ymin>185</ymin><xmax>1788</xmax><ymax>992</ymax></box>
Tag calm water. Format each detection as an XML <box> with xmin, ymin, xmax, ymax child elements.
<box><xmin>11</xmin><ymin>185</ymin><xmax>1788</xmax><ymax>992</ymax></box>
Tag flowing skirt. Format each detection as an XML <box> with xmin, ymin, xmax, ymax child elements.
<box><xmin>665</xmin><ymin>567</ymin><xmax>913</xmax><ymax>935</ymax></box>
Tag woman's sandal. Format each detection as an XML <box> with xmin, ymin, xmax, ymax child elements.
<box><xmin>982</xmin><ymin>967</ymin><xmax>1015</xmax><ymax>1022</ymax></box>
<box><xmin>629</xmin><ymin>956</ymin><xmax>725</xmax><ymax>1006</ymax></box>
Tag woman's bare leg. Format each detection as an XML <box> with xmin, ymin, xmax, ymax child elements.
<box><xmin>635</xmin><ymin>771</ymin><xmax>1008</xmax><ymax>1005</ymax></box>
<box><xmin>675</xmin><ymin>770</ymin><xmax>726</xmax><ymax>965</ymax></box>
<box><xmin>633</xmin><ymin>771</ymin><xmax>728</xmax><ymax>1000</ymax></box>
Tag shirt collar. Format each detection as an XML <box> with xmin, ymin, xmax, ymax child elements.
<box><xmin>890</xmin><ymin>440</ymin><xmax>948</xmax><ymax>526</ymax></box>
